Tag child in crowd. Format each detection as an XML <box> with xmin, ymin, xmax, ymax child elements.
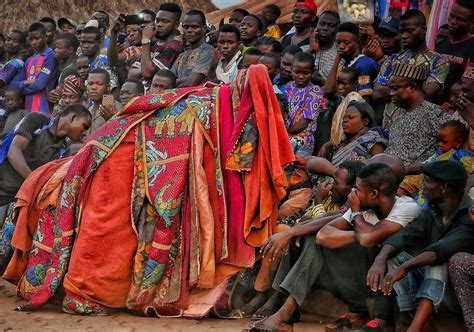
<box><xmin>274</xmin><ymin>46</ymin><xmax>302</xmax><ymax>94</ymax></box>
<box><xmin>258</xmin><ymin>52</ymin><xmax>280</xmax><ymax>82</ymax></box>
<box><xmin>400</xmin><ymin>120</ymin><xmax>474</xmax><ymax>205</ymax></box>
<box><xmin>256</xmin><ymin>15</ymin><xmax>268</xmax><ymax>36</ymax></box>
<box><xmin>11</xmin><ymin>23</ymin><xmax>58</xmax><ymax>114</ymax></box>
<box><xmin>149</xmin><ymin>70</ymin><xmax>176</xmax><ymax>94</ymax></box>
<box><xmin>328</xmin><ymin>22</ymin><xmax>380</xmax><ymax>102</ymax></box>
<box><xmin>313</xmin><ymin>67</ymin><xmax>360</xmax><ymax>155</ymax></box>
<box><xmin>239</xmin><ymin>15</ymin><xmax>262</xmax><ymax>50</ymax></box>
<box><xmin>336</xmin><ymin>67</ymin><xmax>359</xmax><ymax>100</ymax></box>
<box><xmin>239</xmin><ymin>48</ymin><xmax>262</xmax><ymax>69</ymax></box>
<box><xmin>442</xmin><ymin>80</ymin><xmax>462</xmax><ymax>114</ymax></box>
<box><xmin>256</xmin><ymin>36</ymin><xmax>283</xmax><ymax>55</ymax></box>
<box><xmin>285</xmin><ymin>52</ymin><xmax>324</xmax><ymax>157</ymax></box>
<box><xmin>228</xmin><ymin>8</ymin><xmax>249</xmax><ymax>29</ymax></box>
<box><xmin>216</xmin><ymin>24</ymin><xmax>241</xmax><ymax>84</ymax></box>
<box><xmin>261</xmin><ymin>4</ymin><xmax>281</xmax><ymax>39</ymax></box>
<box><xmin>76</xmin><ymin>55</ymin><xmax>90</xmax><ymax>83</ymax></box>
<box><xmin>0</xmin><ymin>88</ymin><xmax>26</xmax><ymax>142</ymax></box>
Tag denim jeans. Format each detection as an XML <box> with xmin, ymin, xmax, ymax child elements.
<box><xmin>388</xmin><ymin>251</ymin><xmax>447</xmax><ymax>312</ymax></box>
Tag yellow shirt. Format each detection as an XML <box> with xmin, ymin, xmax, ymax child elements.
<box><xmin>304</xmin><ymin>194</ymin><xmax>340</xmax><ymax>218</ymax></box>
<box><xmin>264</xmin><ymin>24</ymin><xmax>281</xmax><ymax>39</ymax></box>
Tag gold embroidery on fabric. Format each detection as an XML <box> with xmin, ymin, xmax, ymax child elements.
<box><xmin>32</xmin><ymin>241</ymin><xmax>52</xmax><ymax>253</ymax></box>
<box><xmin>152</xmin><ymin>242</ymin><xmax>172</xmax><ymax>251</ymax></box>
<box><xmin>147</xmin><ymin>154</ymin><xmax>190</xmax><ymax>167</ymax></box>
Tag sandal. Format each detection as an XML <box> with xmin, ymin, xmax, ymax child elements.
<box><xmin>238</xmin><ymin>303</ymin><xmax>260</xmax><ymax>318</ymax></box>
<box><xmin>251</xmin><ymin>306</ymin><xmax>277</xmax><ymax>321</ymax></box>
<box><xmin>325</xmin><ymin>314</ymin><xmax>353</xmax><ymax>332</ymax></box>
<box><xmin>248</xmin><ymin>320</ymin><xmax>290</xmax><ymax>332</ymax></box>
<box><xmin>359</xmin><ymin>320</ymin><xmax>384</xmax><ymax>332</ymax></box>
<box><xmin>326</xmin><ymin>312</ymin><xmax>369</xmax><ymax>331</ymax></box>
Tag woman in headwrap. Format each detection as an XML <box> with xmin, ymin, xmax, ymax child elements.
<box><xmin>52</xmin><ymin>74</ymin><xmax>86</xmax><ymax>116</ymax></box>
<box><xmin>320</xmin><ymin>101</ymin><xmax>388</xmax><ymax>166</ymax></box>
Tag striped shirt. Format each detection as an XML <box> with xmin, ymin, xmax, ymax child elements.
<box><xmin>11</xmin><ymin>48</ymin><xmax>58</xmax><ymax>114</ymax></box>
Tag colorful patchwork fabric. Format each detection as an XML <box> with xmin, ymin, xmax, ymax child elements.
<box><xmin>9</xmin><ymin>66</ymin><xmax>292</xmax><ymax>317</ymax></box>
<box><xmin>16</xmin><ymin>87</ymin><xmax>208</xmax><ymax>311</ymax></box>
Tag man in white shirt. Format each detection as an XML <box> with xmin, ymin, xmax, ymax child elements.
<box><xmin>251</xmin><ymin>163</ymin><xmax>420</xmax><ymax>332</ymax></box>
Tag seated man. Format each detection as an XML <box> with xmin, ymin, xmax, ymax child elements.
<box><xmin>384</xmin><ymin>63</ymin><xmax>451</xmax><ymax>167</ymax></box>
<box><xmin>250</xmin><ymin>161</ymin><xmax>420</xmax><ymax>331</ymax></box>
<box><xmin>0</xmin><ymin>104</ymin><xmax>91</xmax><ymax>213</ymax></box>
<box><xmin>239</xmin><ymin>160</ymin><xmax>364</xmax><ymax>319</ymax></box>
<box><xmin>448</xmin><ymin>203</ymin><xmax>474</xmax><ymax>332</ymax></box>
<box><xmin>372</xmin><ymin>160</ymin><xmax>474</xmax><ymax>332</ymax></box>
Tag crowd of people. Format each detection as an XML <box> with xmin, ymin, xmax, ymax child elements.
<box><xmin>0</xmin><ymin>0</ymin><xmax>473</xmax><ymax>331</ymax></box>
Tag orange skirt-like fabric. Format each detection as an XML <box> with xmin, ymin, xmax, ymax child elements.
<box><xmin>63</xmin><ymin>130</ymin><xmax>138</xmax><ymax>308</ymax></box>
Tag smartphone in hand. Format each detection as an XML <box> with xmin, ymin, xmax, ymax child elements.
<box><xmin>102</xmin><ymin>94</ymin><xmax>115</xmax><ymax>108</ymax></box>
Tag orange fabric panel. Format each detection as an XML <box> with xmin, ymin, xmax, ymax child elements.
<box><xmin>243</xmin><ymin>65</ymin><xmax>295</xmax><ymax>248</ymax></box>
<box><xmin>63</xmin><ymin>130</ymin><xmax>137</xmax><ymax>308</ymax></box>
<box><xmin>3</xmin><ymin>157</ymin><xmax>71</xmax><ymax>284</ymax></box>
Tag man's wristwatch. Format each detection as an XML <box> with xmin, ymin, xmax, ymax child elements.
<box><xmin>349</xmin><ymin>211</ymin><xmax>364</xmax><ymax>226</ymax></box>
<box><xmin>141</xmin><ymin>38</ymin><xmax>151</xmax><ymax>45</ymax></box>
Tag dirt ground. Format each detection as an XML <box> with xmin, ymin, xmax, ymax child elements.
<box><xmin>0</xmin><ymin>279</ymin><xmax>328</xmax><ymax>332</ymax></box>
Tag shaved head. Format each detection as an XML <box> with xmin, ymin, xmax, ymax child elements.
<box><xmin>364</xmin><ymin>153</ymin><xmax>405</xmax><ymax>186</ymax></box>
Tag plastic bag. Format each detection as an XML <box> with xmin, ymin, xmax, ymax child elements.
<box><xmin>338</xmin><ymin>0</ymin><xmax>374</xmax><ymax>24</ymax></box>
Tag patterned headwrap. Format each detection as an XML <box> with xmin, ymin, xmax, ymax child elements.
<box><xmin>63</xmin><ymin>75</ymin><xmax>85</xmax><ymax>96</ymax></box>
<box><xmin>462</xmin><ymin>63</ymin><xmax>474</xmax><ymax>81</ymax></box>
<box><xmin>391</xmin><ymin>63</ymin><xmax>427</xmax><ymax>81</ymax></box>
<box><xmin>294</xmin><ymin>0</ymin><xmax>318</xmax><ymax>15</ymax></box>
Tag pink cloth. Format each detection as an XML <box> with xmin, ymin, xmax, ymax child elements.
<box><xmin>219</xmin><ymin>84</ymin><xmax>255</xmax><ymax>267</ymax></box>
<box><xmin>427</xmin><ymin>0</ymin><xmax>455</xmax><ymax>50</ymax></box>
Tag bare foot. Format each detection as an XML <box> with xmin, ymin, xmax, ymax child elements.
<box><xmin>250</xmin><ymin>296</ymin><xmax>297</xmax><ymax>331</ymax></box>
<box><xmin>239</xmin><ymin>291</ymin><xmax>268</xmax><ymax>317</ymax></box>
<box><xmin>252</xmin><ymin>291</ymin><xmax>285</xmax><ymax>320</ymax></box>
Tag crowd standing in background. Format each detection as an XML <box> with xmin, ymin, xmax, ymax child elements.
<box><xmin>0</xmin><ymin>0</ymin><xmax>473</xmax><ymax>331</ymax></box>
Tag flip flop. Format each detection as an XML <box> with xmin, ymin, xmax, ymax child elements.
<box><xmin>251</xmin><ymin>306</ymin><xmax>276</xmax><ymax>321</ymax></box>
<box><xmin>325</xmin><ymin>314</ymin><xmax>353</xmax><ymax>332</ymax></box>
<box><xmin>325</xmin><ymin>313</ymin><xmax>368</xmax><ymax>332</ymax></box>
<box><xmin>238</xmin><ymin>303</ymin><xmax>260</xmax><ymax>318</ymax></box>
<box><xmin>248</xmin><ymin>320</ymin><xmax>284</xmax><ymax>332</ymax></box>
<box><xmin>359</xmin><ymin>320</ymin><xmax>385</xmax><ymax>332</ymax></box>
